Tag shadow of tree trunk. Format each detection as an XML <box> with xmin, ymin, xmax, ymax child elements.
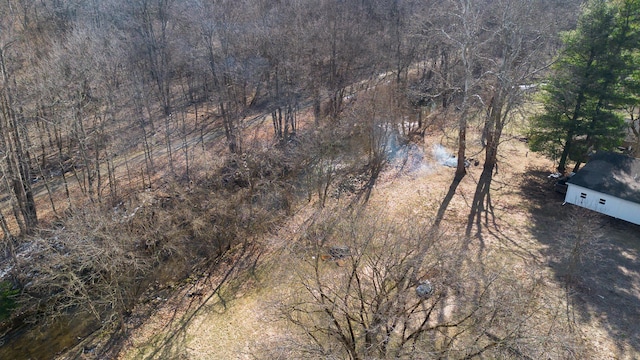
<box><xmin>431</xmin><ymin>172</ymin><xmax>465</xmax><ymax>229</ymax></box>
<box><xmin>465</xmin><ymin>165</ymin><xmax>497</xmax><ymax>239</ymax></box>
<box><xmin>347</xmin><ymin>160</ymin><xmax>384</xmax><ymax>212</ymax></box>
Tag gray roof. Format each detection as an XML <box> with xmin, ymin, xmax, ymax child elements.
<box><xmin>568</xmin><ymin>152</ymin><xmax>640</xmax><ymax>204</ymax></box>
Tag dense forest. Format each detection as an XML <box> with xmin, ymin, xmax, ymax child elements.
<box><xmin>0</xmin><ymin>0</ymin><xmax>638</xmax><ymax>358</ymax></box>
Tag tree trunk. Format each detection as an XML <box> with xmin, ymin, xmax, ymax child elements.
<box><xmin>0</xmin><ymin>48</ymin><xmax>37</xmax><ymax>233</ymax></box>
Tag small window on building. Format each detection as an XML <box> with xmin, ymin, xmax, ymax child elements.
<box><xmin>580</xmin><ymin>193</ymin><xmax>587</xmax><ymax>199</ymax></box>
<box><xmin>599</xmin><ymin>198</ymin><xmax>606</xmax><ymax>205</ymax></box>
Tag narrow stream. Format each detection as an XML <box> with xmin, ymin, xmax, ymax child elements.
<box><xmin>0</xmin><ymin>314</ymin><xmax>98</xmax><ymax>359</ymax></box>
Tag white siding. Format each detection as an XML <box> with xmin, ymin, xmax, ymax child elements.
<box><xmin>565</xmin><ymin>184</ymin><xmax>640</xmax><ymax>225</ymax></box>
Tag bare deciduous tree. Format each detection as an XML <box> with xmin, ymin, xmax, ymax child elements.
<box><xmin>0</xmin><ymin>7</ymin><xmax>38</xmax><ymax>234</ymax></box>
<box><xmin>466</xmin><ymin>0</ymin><xmax>556</xmax><ymax>237</ymax></box>
<box><xmin>276</xmin><ymin>211</ymin><xmax>580</xmax><ymax>360</ymax></box>
<box><xmin>19</xmin><ymin>208</ymin><xmax>151</xmax><ymax>331</ymax></box>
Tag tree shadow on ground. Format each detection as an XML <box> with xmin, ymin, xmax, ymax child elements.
<box><xmin>111</xmin><ymin>243</ymin><xmax>262</xmax><ymax>360</ymax></box>
<box><xmin>520</xmin><ymin>166</ymin><xmax>640</xmax><ymax>357</ymax></box>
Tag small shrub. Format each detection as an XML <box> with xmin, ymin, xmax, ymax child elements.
<box><xmin>0</xmin><ymin>281</ymin><xmax>19</xmax><ymax>322</ymax></box>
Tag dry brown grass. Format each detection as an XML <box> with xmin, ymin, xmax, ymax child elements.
<box><xmin>114</xmin><ymin>122</ymin><xmax>633</xmax><ymax>359</ymax></box>
<box><xmin>118</xmin><ymin>123</ymin><xmax>640</xmax><ymax>359</ymax></box>
<box><xmin>8</xmin><ymin>87</ymin><xmax>627</xmax><ymax>359</ymax></box>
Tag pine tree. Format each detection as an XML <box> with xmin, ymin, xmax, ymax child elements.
<box><xmin>529</xmin><ymin>0</ymin><xmax>639</xmax><ymax>173</ymax></box>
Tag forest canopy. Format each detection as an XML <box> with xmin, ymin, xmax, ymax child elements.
<box><xmin>3</xmin><ymin>0</ymin><xmax>638</xmax><ymax>359</ymax></box>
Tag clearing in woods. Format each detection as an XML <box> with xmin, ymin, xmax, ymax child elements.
<box><xmin>119</xmin><ymin>132</ymin><xmax>640</xmax><ymax>360</ymax></box>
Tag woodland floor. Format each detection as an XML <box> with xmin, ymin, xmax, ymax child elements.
<box><xmin>114</xmin><ymin>130</ymin><xmax>640</xmax><ymax>360</ymax></box>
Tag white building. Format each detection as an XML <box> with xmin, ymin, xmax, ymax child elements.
<box><xmin>565</xmin><ymin>152</ymin><xmax>640</xmax><ymax>226</ymax></box>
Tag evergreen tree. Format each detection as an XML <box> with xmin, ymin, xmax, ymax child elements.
<box><xmin>529</xmin><ymin>0</ymin><xmax>639</xmax><ymax>173</ymax></box>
